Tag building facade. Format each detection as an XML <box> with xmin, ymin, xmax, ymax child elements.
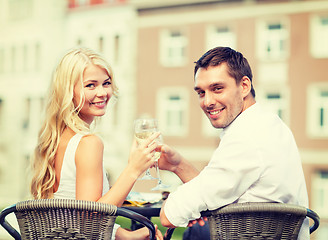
<box><xmin>0</xmin><ymin>0</ymin><xmax>137</xmax><ymax>206</ymax></box>
<box><xmin>134</xmin><ymin>0</ymin><xmax>328</xmax><ymax>238</ymax></box>
<box><xmin>0</xmin><ymin>0</ymin><xmax>67</xmax><ymax>204</ymax></box>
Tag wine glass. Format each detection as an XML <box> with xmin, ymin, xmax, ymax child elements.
<box><xmin>151</xmin><ymin>133</ymin><xmax>170</xmax><ymax>191</ymax></box>
<box><xmin>134</xmin><ymin>118</ymin><xmax>170</xmax><ymax>190</ymax></box>
<box><xmin>134</xmin><ymin>118</ymin><xmax>157</xmax><ymax>180</ymax></box>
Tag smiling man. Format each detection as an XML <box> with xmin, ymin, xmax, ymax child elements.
<box><xmin>158</xmin><ymin>47</ymin><xmax>310</xmax><ymax>240</ymax></box>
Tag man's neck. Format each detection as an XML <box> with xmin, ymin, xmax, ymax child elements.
<box><xmin>242</xmin><ymin>95</ymin><xmax>256</xmax><ymax>113</ymax></box>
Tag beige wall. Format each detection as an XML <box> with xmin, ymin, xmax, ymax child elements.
<box><xmin>135</xmin><ymin>0</ymin><xmax>328</xmax><ymax>218</ymax></box>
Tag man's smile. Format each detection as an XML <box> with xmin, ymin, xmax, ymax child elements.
<box><xmin>207</xmin><ymin>107</ymin><xmax>224</xmax><ymax>119</ymax></box>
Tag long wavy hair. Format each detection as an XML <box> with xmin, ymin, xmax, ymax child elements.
<box><xmin>30</xmin><ymin>47</ymin><xmax>118</xmax><ymax>199</ymax></box>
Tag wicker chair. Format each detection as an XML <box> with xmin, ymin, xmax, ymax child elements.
<box><xmin>201</xmin><ymin>202</ymin><xmax>320</xmax><ymax>240</ymax></box>
<box><xmin>0</xmin><ymin>199</ymin><xmax>156</xmax><ymax>240</ymax></box>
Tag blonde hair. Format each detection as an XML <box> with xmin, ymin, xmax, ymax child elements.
<box><xmin>30</xmin><ymin>47</ymin><xmax>118</xmax><ymax>199</ymax></box>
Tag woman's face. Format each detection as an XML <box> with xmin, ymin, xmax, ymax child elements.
<box><xmin>73</xmin><ymin>64</ymin><xmax>113</xmax><ymax>125</ymax></box>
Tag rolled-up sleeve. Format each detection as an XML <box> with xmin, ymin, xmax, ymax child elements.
<box><xmin>164</xmin><ymin>137</ymin><xmax>262</xmax><ymax>227</ymax></box>
<box><xmin>112</xmin><ymin>223</ymin><xmax>120</xmax><ymax>240</ymax></box>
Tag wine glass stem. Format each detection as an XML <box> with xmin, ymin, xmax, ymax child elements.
<box><xmin>145</xmin><ymin>169</ymin><xmax>152</xmax><ymax>176</ymax></box>
<box><xmin>155</xmin><ymin>161</ymin><xmax>162</xmax><ymax>184</ymax></box>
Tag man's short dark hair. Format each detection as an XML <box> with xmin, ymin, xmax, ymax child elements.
<box><xmin>194</xmin><ymin>46</ymin><xmax>255</xmax><ymax>97</ymax></box>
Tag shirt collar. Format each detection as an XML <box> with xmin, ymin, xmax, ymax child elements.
<box><xmin>220</xmin><ymin>102</ymin><xmax>259</xmax><ymax>139</ymax></box>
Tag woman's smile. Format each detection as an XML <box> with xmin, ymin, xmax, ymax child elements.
<box><xmin>74</xmin><ymin>64</ymin><xmax>113</xmax><ymax>125</ymax></box>
<box><xmin>90</xmin><ymin>99</ymin><xmax>108</xmax><ymax>108</ymax></box>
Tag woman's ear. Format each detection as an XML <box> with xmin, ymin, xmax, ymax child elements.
<box><xmin>240</xmin><ymin>76</ymin><xmax>252</xmax><ymax>98</ymax></box>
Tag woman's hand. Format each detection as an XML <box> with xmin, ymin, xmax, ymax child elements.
<box><xmin>127</xmin><ymin>132</ymin><xmax>161</xmax><ymax>178</ymax></box>
<box><xmin>99</xmin><ymin>132</ymin><xmax>162</xmax><ymax>206</ymax></box>
<box><xmin>116</xmin><ymin>225</ymin><xmax>163</xmax><ymax>240</ymax></box>
<box><xmin>132</xmin><ymin>225</ymin><xmax>163</xmax><ymax>240</ymax></box>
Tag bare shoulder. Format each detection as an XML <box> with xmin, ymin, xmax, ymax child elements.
<box><xmin>79</xmin><ymin>134</ymin><xmax>104</xmax><ymax>148</ymax></box>
<box><xmin>76</xmin><ymin>134</ymin><xmax>104</xmax><ymax>161</ymax></box>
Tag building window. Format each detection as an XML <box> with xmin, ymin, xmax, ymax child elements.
<box><xmin>0</xmin><ymin>167</ymin><xmax>3</xmax><ymax>183</ymax></box>
<box><xmin>114</xmin><ymin>34</ymin><xmax>120</xmax><ymax>64</ymax></box>
<box><xmin>257</xmin><ymin>86</ymin><xmax>289</xmax><ymax>123</ymax></box>
<box><xmin>23</xmin><ymin>98</ymin><xmax>31</xmax><ymax>130</ymax></box>
<box><xmin>316</xmin><ymin>225</ymin><xmax>328</xmax><ymax>240</ymax></box>
<box><xmin>257</xmin><ymin>19</ymin><xmax>289</xmax><ymax>61</ymax></box>
<box><xmin>312</xmin><ymin>170</ymin><xmax>328</xmax><ymax>218</ymax></box>
<box><xmin>8</xmin><ymin>0</ymin><xmax>32</xmax><ymax>20</ymax></box>
<box><xmin>23</xmin><ymin>44</ymin><xmax>28</xmax><ymax>72</ymax></box>
<box><xmin>16</xmin><ymin>44</ymin><xmax>23</xmax><ymax>73</ymax></box>
<box><xmin>0</xmin><ymin>98</ymin><xmax>3</xmax><ymax>130</ymax></box>
<box><xmin>160</xmin><ymin>29</ymin><xmax>188</xmax><ymax>67</ymax></box>
<box><xmin>265</xmin><ymin>93</ymin><xmax>283</xmax><ymax>118</ymax></box>
<box><xmin>77</xmin><ymin>38</ymin><xmax>83</xmax><ymax>46</ymax></box>
<box><xmin>77</xmin><ymin>0</ymin><xmax>89</xmax><ymax>6</ymax></box>
<box><xmin>307</xmin><ymin>84</ymin><xmax>328</xmax><ymax>138</ymax></box>
<box><xmin>11</xmin><ymin>46</ymin><xmax>16</xmax><ymax>72</ymax></box>
<box><xmin>310</xmin><ymin>14</ymin><xmax>328</xmax><ymax>58</ymax></box>
<box><xmin>21</xmin><ymin>97</ymin><xmax>45</xmax><ymax>136</ymax></box>
<box><xmin>157</xmin><ymin>88</ymin><xmax>189</xmax><ymax>136</ymax></box>
<box><xmin>35</xmin><ymin>43</ymin><xmax>41</xmax><ymax>71</ymax></box>
<box><xmin>312</xmin><ymin>170</ymin><xmax>328</xmax><ymax>240</ymax></box>
<box><xmin>206</xmin><ymin>24</ymin><xmax>236</xmax><ymax>50</ymax></box>
<box><xmin>0</xmin><ymin>48</ymin><xmax>4</xmax><ymax>74</ymax></box>
<box><xmin>98</xmin><ymin>36</ymin><xmax>104</xmax><ymax>53</ymax></box>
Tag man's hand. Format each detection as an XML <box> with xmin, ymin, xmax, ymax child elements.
<box><xmin>157</xmin><ymin>144</ymin><xmax>199</xmax><ymax>183</ymax></box>
<box><xmin>157</xmin><ymin>144</ymin><xmax>182</xmax><ymax>173</ymax></box>
<box><xmin>187</xmin><ymin>217</ymin><xmax>208</xmax><ymax>227</ymax></box>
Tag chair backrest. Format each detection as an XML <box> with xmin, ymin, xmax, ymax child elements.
<box><xmin>0</xmin><ymin>199</ymin><xmax>156</xmax><ymax>240</ymax></box>
<box><xmin>201</xmin><ymin>202</ymin><xmax>320</xmax><ymax>240</ymax></box>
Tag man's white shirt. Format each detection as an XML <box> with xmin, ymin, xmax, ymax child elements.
<box><xmin>164</xmin><ymin>103</ymin><xmax>309</xmax><ymax>240</ymax></box>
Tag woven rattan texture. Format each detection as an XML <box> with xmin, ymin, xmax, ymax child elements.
<box><xmin>207</xmin><ymin>203</ymin><xmax>307</xmax><ymax>240</ymax></box>
<box><xmin>14</xmin><ymin>199</ymin><xmax>117</xmax><ymax>240</ymax></box>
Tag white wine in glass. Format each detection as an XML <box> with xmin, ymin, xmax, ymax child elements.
<box><xmin>134</xmin><ymin>118</ymin><xmax>170</xmax><ymax>190</ymax></box>
<box><xmin>134</xmin><ymin>119</ymin><xmax>157</xmax><ymax>180</ymax></box>
<box><xmin>150</xmin><ymin>133</ymin><xmax>170</xmax><ymax>191</ymax></box>
<box><xmin>135</xmin><ymin>132</ymin><xmax>161</xmax><ymax>161</ymax></box>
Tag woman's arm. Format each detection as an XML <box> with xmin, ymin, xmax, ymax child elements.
<box><xmin>75</xmin><ymin>133</ymin><xmax>160</xmax><ymax>206</ymax></box>
<box><xmin>116</xmin><ymin>225</ymin><xmax>163</xmax><ymax>240</ymax></box>
<box><xmin>75</xmin><ymin>134</ymin><xmax>163</xmax><ymax>240</ymax></box>
<box><xmin>75</xmin><ymin>135</ymin><xmax>104</xmax><ymax>201</ymax></box>
<box><xmin>99</xmin><ymin>132</ymin><xmax>160</xmax><ymax>206</ymax></box>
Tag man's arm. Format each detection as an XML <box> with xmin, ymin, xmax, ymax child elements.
<box><xmin>158</xmin><ymin>144</ymin><xmax>200</xmax><ymax>227</ymax></box>
<box><xmin>172</xmin><ymin>157</ymin><xmax>199</xmax><ymax>183</ymax></box>
<box><xmin>160</xmin><ymin>202</ymin><xmax>176</xmax><ymax>228</ymax></box>
<box><xmin>158</xmin><ymin>144</ymin><xmax>199</xmax><ymax>183</ymax></box>
<box><xmin>160</xmin><ymin>195</ymin><xmax>208</xmax><ymax>228</ymax></box>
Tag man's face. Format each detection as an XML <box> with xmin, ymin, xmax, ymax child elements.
<box><xmin>194</xmin><ymin>63</ymin><xmax>246</xmax><ymax>129</ymax></box>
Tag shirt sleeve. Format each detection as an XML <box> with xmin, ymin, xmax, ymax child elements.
<box><xmin>112</xmin><ymin>223</ymin><xmax>120</xmax><ymax>240</ymax></box>
<box><xmin>164</xmin><ymin>137</ymin><xmax>263</xmax><ymax>227</ymax></box>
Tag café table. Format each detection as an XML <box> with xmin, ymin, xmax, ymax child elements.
<box><xmin>122</xmin><ymin>196</ymin><xmax>175</xmax><ymax>240</ymax></box>
<box><xmin>122</xmin><ymin>200</ymin><xmax>162</xmax><ymax>230</ymax></box>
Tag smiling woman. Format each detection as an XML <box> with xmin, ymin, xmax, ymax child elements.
<box><xmin>73</xmin><ymin>64</ymin><xmax>113</xmax><ymax>125</ymax></box>
<box><xmin>29</xmin><ymin>47</ymin><xmax>163</xmax><ymax>240</ymax></box>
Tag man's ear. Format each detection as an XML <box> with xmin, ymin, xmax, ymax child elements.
<box><xmin>240</xmin><ymin>76</ymin><xmax>252</xmax><ymax>98</ymax></box>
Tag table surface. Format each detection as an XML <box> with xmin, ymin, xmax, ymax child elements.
<box><xmin>122</xmin><ymin>201</ymin><xmax>163</xmax><ymax>219</ymax></box>
<box><xmin>122</xmin><ymin>200</ymin><xmax>176</xmax><ymax>239</ymax></box>
<box><xmin>122</xmin><ymin>201</ymin><xmax>163</xmax><ymax>231</ymax></box>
